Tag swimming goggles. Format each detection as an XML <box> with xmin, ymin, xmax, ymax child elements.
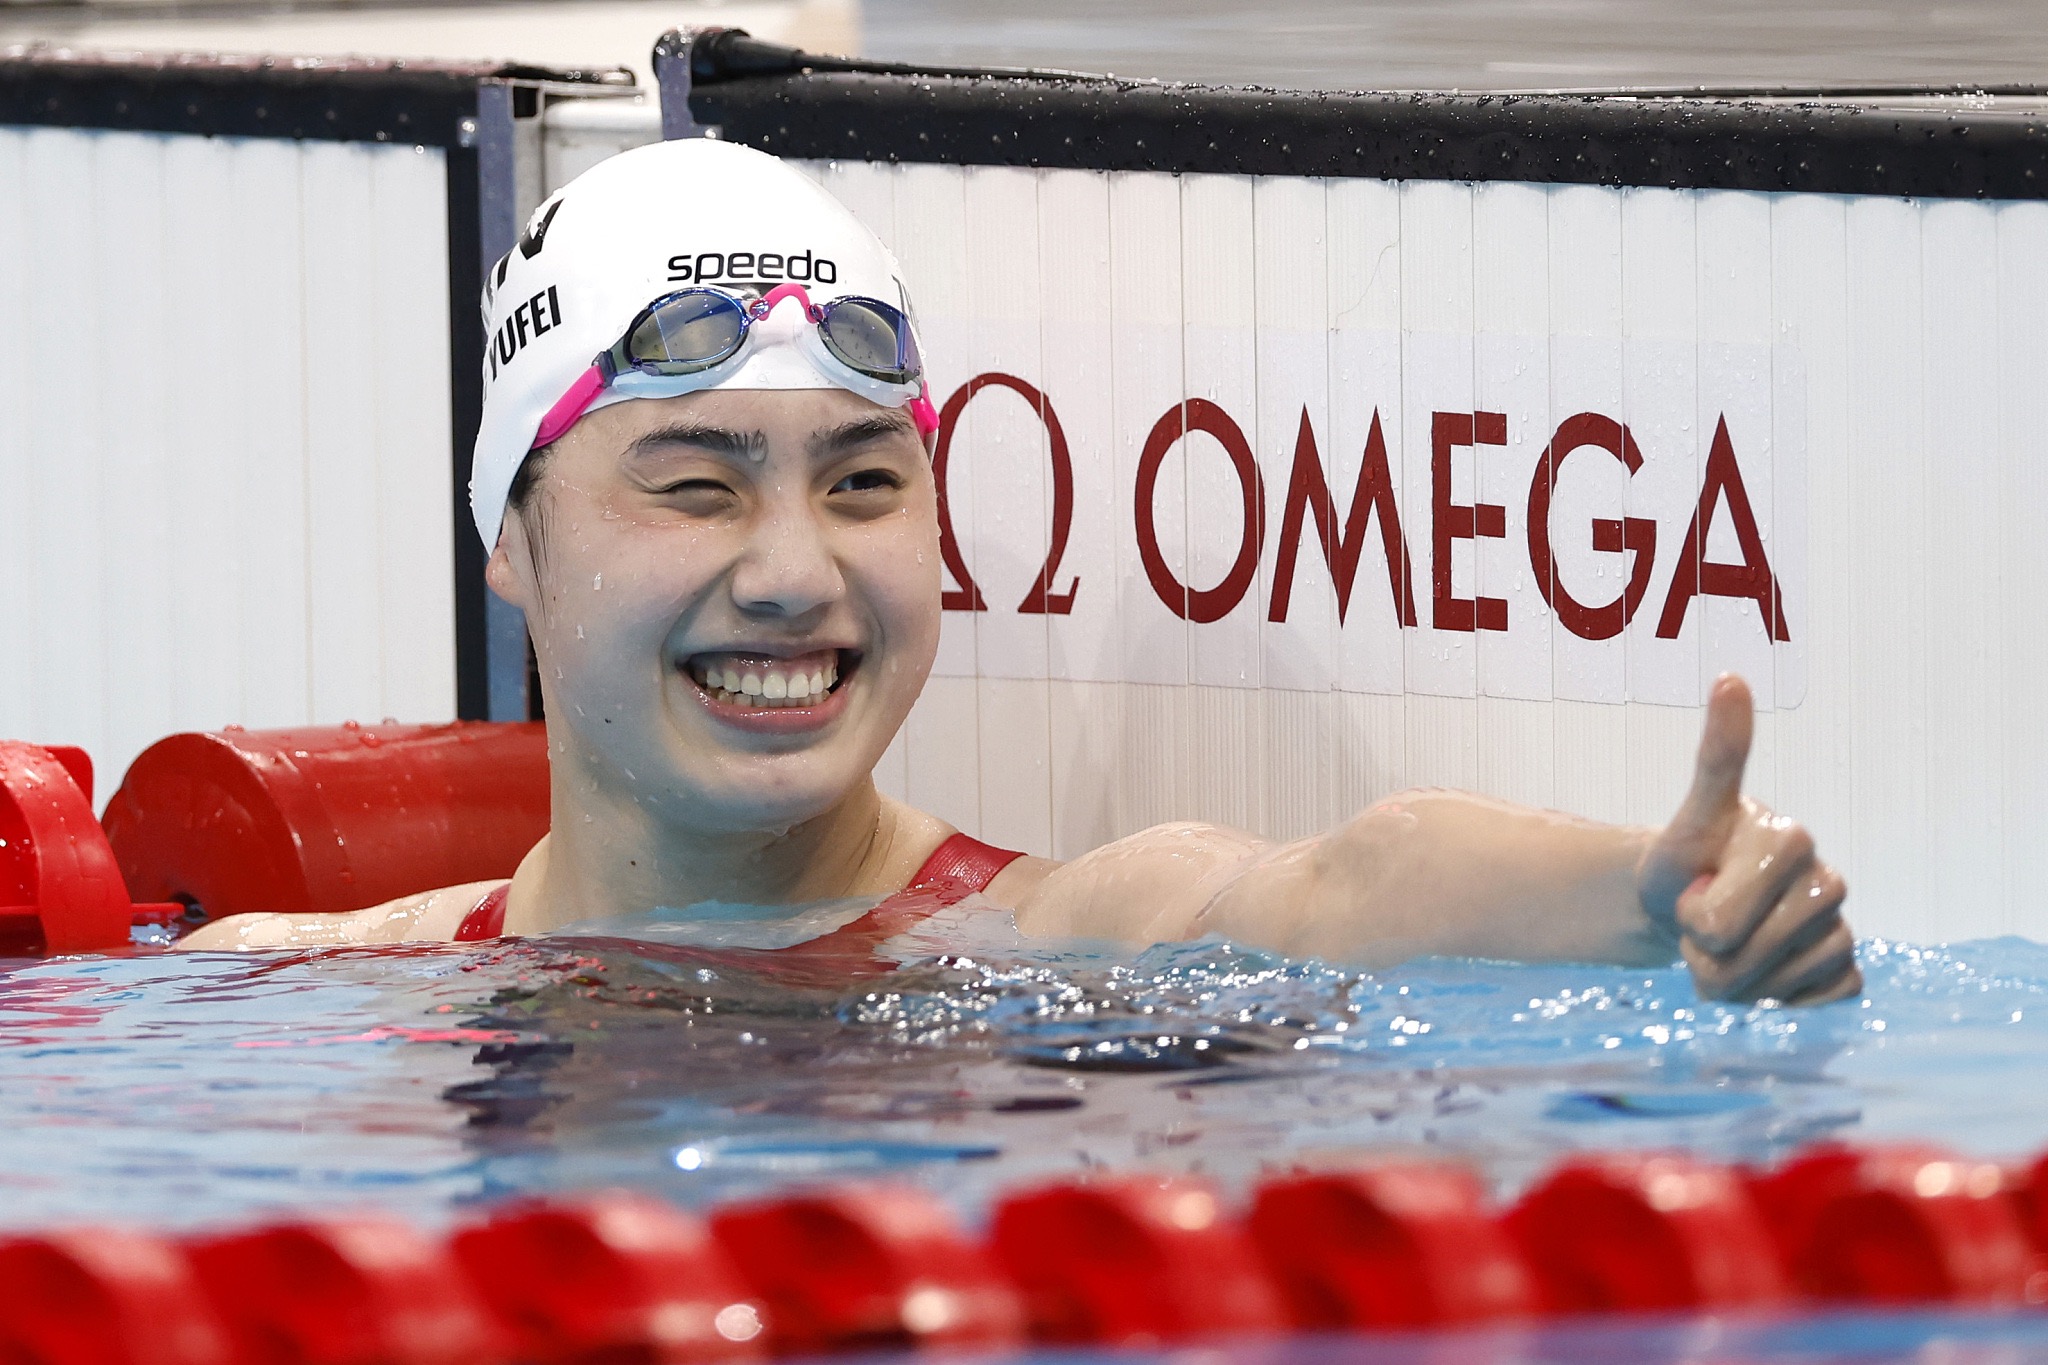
<box><xmin>532</xmin><ymin>283</ymin><xmax>938</xmax><ymax>449</ymax></box>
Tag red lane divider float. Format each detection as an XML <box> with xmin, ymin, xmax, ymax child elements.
<box><xmin>710</xmin><ymin>1186</ymin><xmax>1023</xmax><ymax>1355</ymax></box>
<box><xmin>0</xmin><ymin>1227</ymin><xmax>234</xmax><ymax>1365</ymax></box>
<box><xmin>1750</xmin><ymin>1142</ymin><xmax>2036</xmax><ymax>1303</ymax></box>
<box><xmin>989</xmin><ymin>1175</ymin><xmax>1287</xmax><ymax>1344</ymax></box>
<box><xmin>1505</xmin><ymin>1152</ymin><xmax>1788</xmax><ymax>1312</ymax></box>
<box><xmin>186</xmin><ymin>1215</ymin><xmax>505</xmax><ymax>1365</ymax></box>
<box><xmin>452</xmin><ymin>1194</ymin><xmax>764</xmax><ymax>1364</ymax></box>
<box><xmin>3</xmin><ymin>1141</ymin><xmax>2048</xmax><ymax>1365</ymax></box>
<box><xmin>1249</xmin><ymin>1161</ymin><xmax>1539</xmax><ymax>1328</ymax></box>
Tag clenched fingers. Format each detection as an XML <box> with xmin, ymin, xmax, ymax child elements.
<box><xmin>1682</xmin><ymin>861</ymin><xmax>1857</xmax><ymax>1003</ymax></box>
<box><xmin>1781</xmin><ymin>928</ymin><xmax>1864</xmax><ymax>1005</ymax></box>
<box><xmin>1676</xmin><ymin>799</ymin><xmax>1818</xmax><ymax>957</ymax></box>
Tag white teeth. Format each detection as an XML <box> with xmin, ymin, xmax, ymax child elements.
<box><xmin>690</xmin><ymin>654</ymin><xmax>846</xmax><ymax>709</ymax></box>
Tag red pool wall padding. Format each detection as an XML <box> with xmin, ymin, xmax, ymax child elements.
<box><xmin>102</xmin><ymin>721</ymin><xmax>549</xmax><ymax>920</ymax></box>
<box><xmin>0</xmin><ymin>741</ymin><xmax>181</xmax><ymax>954</ymax></box>
<box><xmin>2</xmin><ymin>1142</ymin><xmax>2043</xmax><ymax>1365</ymax></box>
<box><xmin>0</xmin><ymin>722</ymin><xmax>549</xmax><ymax>948</ymax></box>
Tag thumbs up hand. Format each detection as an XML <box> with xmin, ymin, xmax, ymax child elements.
<box><xmin>1638</xmin><ymin>675</ymin><xmax>1860</xmax><ymax>1005</ymax></box>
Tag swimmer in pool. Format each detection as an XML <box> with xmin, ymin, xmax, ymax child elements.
<box><xmin>181</xmin><ymin>139</ymin><xmax>1858</xmax><ymax>1006</ymax></box>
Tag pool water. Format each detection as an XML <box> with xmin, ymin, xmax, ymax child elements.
<box><xmin>4</xmin><ymin>907</ymin><xmax>2045</xmax><ymax>1237</ymax></box>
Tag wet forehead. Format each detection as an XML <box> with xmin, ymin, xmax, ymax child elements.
<box><xmin>593</xmin><ymin>389</ymin><xmax>918</xmax><ymax>468</ymax></box>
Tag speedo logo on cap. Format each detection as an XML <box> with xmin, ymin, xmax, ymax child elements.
<box><xmin>667</xmin><ymin>249</ymin><xmax>838</xmax><ymax>286</ymax></box>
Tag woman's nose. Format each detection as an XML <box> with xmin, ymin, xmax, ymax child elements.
<box><xmin>729</xmin><ymin>499</ymin><xmax>845</xmax><ymax>618</ymax></box>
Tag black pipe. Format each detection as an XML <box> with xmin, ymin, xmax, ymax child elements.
<box><xmin>683</xmin><ymin>26</ymin><xmax>1111</xmax><ymax>88</ymax></box>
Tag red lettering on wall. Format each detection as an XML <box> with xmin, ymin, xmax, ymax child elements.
<box><xmin>1268</xmin><ymin>408</ymin><xmax>1417</xmax><ymax>627</ymax></box>
<box><xmin>1654</xmin><ymin>416</ymin><xmax>1791</xmax><ymax>642</ymax></box>
<box><xmin>932</xmin><ymin>373</ymin><xmax>1080</xmax><ymax>615</ymax></box>
<box><xmin>1527</xmin><ymin>412</ymin><xmax>1658</xmax><ymax>641</ymax></box>
<box><xmin>1135</xmin><ymin>399</ymin><xmax>1266</xmax><ymax>623</ymax></box>
<box><xmin>927</xmin><ymin>376</ymin><xmax>1792</xmax><ymax>654</ymax></box>
<box><xmin>1431</xmin><ymin>411</ymin><xmax>1510</xmax><ymax>632</ymax></box>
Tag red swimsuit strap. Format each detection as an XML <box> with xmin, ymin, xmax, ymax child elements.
<box><xmin>774</xmin><ymin>831</ymin><xmax>1025</xmax><ymax>959</ymax></box>
<box><xmin>900</xmin><ymin>831</ymin><xmax>1028</xmax><ymax>898</ymax></box>
<box><xmin>451</xmin><ymin>832</ymin><xmax>1024</xmax><ymax>947</ymax></box>
<box><xmin>455</xmin><ymin>882</ymin><xmax>512</xmax><ymax>942</ymax></box>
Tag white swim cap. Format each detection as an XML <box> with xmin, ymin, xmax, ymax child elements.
<box><xmin>471</xmin><ymin>138</ymin><xmax>924</xmax><ymax>549</ymax></box>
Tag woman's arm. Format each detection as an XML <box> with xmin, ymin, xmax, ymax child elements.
<box><xmin>173</xmin><ymin>881</ymin><xmax>501</xmax><ymax>950</ymax></box>
<box><xmin>1189</xmin><ymin>793</ymin><xmax>1666</xmax><ymax>967</ymax></box>
<box><xmin>1015</xmin><ymin>675</ymin><xmax>1858</xmax><ymax>1005</ymax></box>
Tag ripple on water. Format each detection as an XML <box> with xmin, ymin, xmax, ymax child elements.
<box><xmin>0</xmin><ymin>924</ymin><xmax>2043</xmax><ymax>1228</ymax></box>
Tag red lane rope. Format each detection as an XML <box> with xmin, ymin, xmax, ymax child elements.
<box><xmin>0</xmin><ymin>1140</ymin><xmax>2041</xmax><ymax>1365</ymax></box>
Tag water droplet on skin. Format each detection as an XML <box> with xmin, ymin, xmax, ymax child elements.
<box><xmin>577</xmin><ymin>625</ymin><xmax>585</xmax><ymax>638</ymax></box>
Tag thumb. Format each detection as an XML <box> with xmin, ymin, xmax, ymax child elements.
<box><xmin>1645</xmin><ymin>674</ymin><xmax>1754</xmax><ymax>898</ymax></box>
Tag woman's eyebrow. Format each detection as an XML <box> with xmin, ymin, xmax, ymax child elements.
<box><xmin>627</xmin><ymin>421</ymin><xmax>767</xmax><ymax>462</ymax></box>
<box><xmin>809</xmin><ymin>412</ymin><xmax>916</xmax><ymax>458</ymax></box>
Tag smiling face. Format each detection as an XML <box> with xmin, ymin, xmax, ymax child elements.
<box><xmin>485</xmin><ymin>387</ymin><xmax>942</xmax><ymax>834</ymax></box>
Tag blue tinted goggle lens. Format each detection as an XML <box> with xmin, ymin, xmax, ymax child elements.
<box><xmin>622</xmin><ymin>290</ymin><xmax>748</xmax><ymax>375</ymax></box>
<box><xmin>617</xmin><ymin>288</ymin><xmax>921</xmax><ymax>386</ymax></box>
<box><xmin>816</xmin><ymin>297</ymin><xmax>921</xmax><ymax>384</ymax></box>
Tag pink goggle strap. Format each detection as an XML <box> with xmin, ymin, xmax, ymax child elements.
<box><xmin>531</xmin><ymin>365</ymin><xmax>606</xmax><ymax>450</ymax></box>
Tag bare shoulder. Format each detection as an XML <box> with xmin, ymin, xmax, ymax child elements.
<box><xmin>982</xmin><ymin>853</ymin><xmax>1059</xmax><ymax>907</ymax></box>
<box><xmin>174</xmin><ymin>880</ymin><xmax>505</xmax><ymax>951</ymax></box>
<box><xmin>1009</xmin><ymin>822</ymin><xmax>1270</xmax><ymax>943</ymax></box>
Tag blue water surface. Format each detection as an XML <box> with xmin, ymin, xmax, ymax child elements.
<box><xmin>1</xmin><ymin>918</ymin><xmax>2042</xmax><ymax>1233</ymax></box>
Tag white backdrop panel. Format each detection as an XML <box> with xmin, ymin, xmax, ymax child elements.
<box><xmin>796</xmin><ymin>159</ymin><xmax>2048</xmax><ymax>946</ymax></box>
<box><xmin>0</xmin><ymin>126</ymin><xmax>457</xmax><ymax>799</ymax></box>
